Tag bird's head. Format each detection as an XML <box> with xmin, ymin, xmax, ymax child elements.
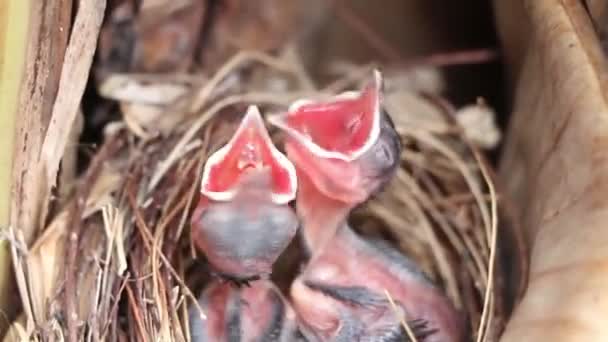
<box><xmin>200</xmin><ymin>105</ymin><xmax>297</xmax><ymax>205</ymax></box>
<box><xmin>268</xmin><ymin>70</ymin><xmax>401</xmax><ymax>207</ymax></box>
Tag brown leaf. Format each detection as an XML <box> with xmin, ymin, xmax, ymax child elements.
<box><xmin>498</xmin><ymin>0</ymin><xmax>608</xmax><ymax>340</ymax></box>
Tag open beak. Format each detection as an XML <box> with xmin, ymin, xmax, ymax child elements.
<box><xmin>268</xmin><ymin>70</ymin><xmax>384</xmax><ymax>204</ymax></box>
<box><xmin>268</xmin><ymin>69</ymin><xmax>383</xmax><ymax>162</ymax></box>
<box><xmin>200</xmin><ymin>105</ymin><xmax>297</xmax><ymax>204</ymax></box>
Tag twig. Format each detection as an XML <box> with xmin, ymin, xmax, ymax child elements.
<box><xmin>174</xmin><ymin>127</ymin><xmax>212</xmax><ymax>243</ymax></box>
<box><xmin>64</xmin><ymin>134</ymin><xmax>122</xmax><ymax>342</ymax></box>
<box><xmin>404</xmin><ymin>128</ymin><xmax>493</xmax><ymax>247</ymax></box>
<box><xmin>188</xmin><ymin>50</ymin><xmax>296</xmax><ymax>113</ymax></box>
<box><xmin>126</xmin><ymin>283</ymin><xmax>149</xmax><ymax>342</ymax></box>
<box><xmin>474</xmin><ymin>149</ymin><xmax>498</xmax><ymax>342</ymax></box>
<box><xmin>384</xmin><ymin>290</ymin><xmax>419</xmax><ymax>342</ymax></box>
<box><xmin>390</xmin><ymin>172</ymin><xmax>461</xmax><ymax>307</ymax></box>
<box><xmin>398</xmin><ymin>48</ymin><xmax>499</xmax><ymax>69</ymax></box>
<box><xmin>127</xmin><ymin>190</ymin><xmax>206</xmax><ymax>322</ymax></box>
<box><xmin>100</xmin><ymin>275</ymin><xmax>130</xmax><ymax>340</ymax></box>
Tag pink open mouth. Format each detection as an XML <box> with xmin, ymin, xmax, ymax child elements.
<box><xmin>200</xmin><ymin>105</ymin><xmax>297</xmax><ymax>205</ymax></box>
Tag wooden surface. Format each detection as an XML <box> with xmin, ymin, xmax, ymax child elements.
<box><xmin>497</xmin><ymin>0</ymin><xmax>608</xmax><ymax>340</ymax></box>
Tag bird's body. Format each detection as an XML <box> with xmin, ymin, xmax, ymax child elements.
<box><xmin>270</xmin><ymin>70</ymin><xmax>465</xmax><ymax>341</ymax></box>
<box><xmin>292</xmin><ymin>224</ymin><xmax>464</xmax><ymax>342</ymax></box>
<box><xmin>191</xmin><ymin>171</ymin><xmax>298</xmax><ymax>281</ymax></box>
<box><xmin>190</xmin><ymin>280</ymin><xmax>303</xmax><ymax>342</ymax></box>
<box><xmin>191</xmin><ymin>106</ymin><xmax>298</xmax><ymax>284</ymax></box>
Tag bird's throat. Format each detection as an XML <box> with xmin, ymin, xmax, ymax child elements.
<box><xmin>295</xmin><ymin>171</ymin><xmax>353</xmax><ymax>252</ymax></box>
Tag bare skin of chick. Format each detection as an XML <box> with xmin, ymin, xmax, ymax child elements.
<box><xmin>291</xmin><ymin>224</ymin><xmax>464</xmax><ymax>342</ymax></box>
<box><xmin>191</xmin><ymin>106</ymin><xmax>298</xmax><ymax>285</ymax></box>
<box><xmin>270</xmin><ymin>70</ymin><xmax>465</xmax><ymax>341</ymax></box>
<box><xmin>190</xmin><ymin>279</ymin><xmax>305</xmax><ymax>342</ymax></box>
<box><xmin>192</xmin><ymin>171</ymin><xmax>299</xmax><ymax>283</ymax></box>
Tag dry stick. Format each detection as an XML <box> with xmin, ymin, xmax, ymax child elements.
<box><xmin>392</xmin><ymin>179</ymin><xmax>461</xmax><ymax>307</ymax></box>
<box><xmin>398</xmin><ymin>48</ymin><xmax>499</xmax><ymax>69</ymax></box>
<box><xmin>174</xmin><ymin>127</ymin><xmax>212</xmax><ymax>243</ymax></box>
<box><xmin>474</xmin><ymin>150</ymin><xmax>498</xmax><ymax>342</ymax></box>
<box><xmin>150</xmin><ymin>184</ymin><xmax>195</xmax><ymax>340</ymax></box>
<box><xmin>415</xmin><ymin>167</ymin><xmax>445</xmax><ymax>200</ymax></box>
<box><xmin>399</xmin><ymin>170</ymin><xmax>486</xmax><ymax>284</ymax></box>
<box><xmin>420</xmin><ymin>95</ymin><xmax>493</xmax><ymax>244</ymax></box>
<box><xmin>333</xmin><ymin>0</ymin><xmax>498</xmax><ymax>69</ymax></box>
<box><xmin>126</xmin><ymin>283</ymin><xmax>149</xmax><ymax>342</ymax></box>
<box><xmin>177</xmin><ymin>258</ymin><xmax>192</xmax><ymax>342</ymax></box>
<box><xmin>188</xmin><ymin>50</ymin><xmax>297</xmax><ymax>113</ymax></box>
<box><xmin>366</xmin><ymin>203</ymin><xmax>427</xmax><ymax>243</ymax></box>
<box><xmin>405</xmin><ymin>129</ymin><xmax>492</xmax><ymax>248</ymax></box>
<box><xmin>281</xmin><ymin>44</ymin><xmax>317</xmax><ymax>91</ymax></box>
<box><xmin>475</xmin><ymin>151</ymin><xmax>528</xmax><ymax>301</ymax></box>
<box><xmin>401</xmin><ymin>150</ymin><xmax>474</xmax><ymax>181</ymax></box>
<box><xmin>322</xmin><ymin>63</ymin><xmax>378</xmax><ymax>94</ymax></box>
<box><xmin>100</xmin><ymin>275</ymin><xmax>130</xmax><ymax>341</ymax></box>
<box><xmin>7</xmin><ymin>228</ymin><xmax>35</xmax><ymax>332</ymax></box>
<box><xmin>153</xmin><ymin>253</ymin><xmax>172</xmax><ymax>341</ymax></box>
<box><xmin>130</xmin><ymin>173</ymin><xmax>172</xmax><ymax>339</ymax></box>
<box><xmin>99</xmin><ymin>206</ymin><xmax>120</xmax><ymax>324</ymax></box>
<box><xmin>471</xmin><ymin>205</ymin><xmax>490</xmax><ymax>260</ymax></box>
<box><xmin>384</xmin><ymin>290</ymin><xmax>419</xmax><ymax>342</ymax></box>
<box><xmin>127</xmin><ymin>191</ymin><xmax>206</xmax><ymax>321</ymax></box>
<box><xmin>88</xmin><ymin>253</ymin><xmax>105</xmax><ymax>342</ymax></box>
<box><xmin>64</xmin><ymin>135</ymin><xmax>122</xmax><ymax>342</ymax></box>
<box><xmin>428</xmin><ymin>93</ymin><xmax>528</xmax><ymax>299</ymax></box>
<box><xmin>414</xmin><ymin>166</ymin><xmax>489</xmax><ymax>285</ymax></box>
<box><xmin>434</xmin><ymin>193</ymin><xmax>499</xmax><ymax>207</ymax></box>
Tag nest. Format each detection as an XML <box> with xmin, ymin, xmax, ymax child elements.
<box><xmin>5</xmin><ymin>51</ymin><xmax>508</xmax><ymax>341</ymax></box>
<box><xmin>3</xmin><ymin>2</ymin><xmax>518</xmax><ymax>341</ymax></box>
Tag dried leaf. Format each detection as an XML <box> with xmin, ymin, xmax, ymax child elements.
<box><xmin>9</xmin><ymin>0</ymin><xmax>73</xmax><ymax>245</ymax></box>
<box><xmin>41</xmin><ymin>0</ymin><xmax>106</xmax><ymax>192</ymax></box>
<box><xmin>498</xmin><ymin>1</ymin><xmax>608</xmax><ymax>340</ymax></box>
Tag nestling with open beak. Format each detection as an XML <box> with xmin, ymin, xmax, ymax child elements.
<box><xmin>189</xmin><ymin>279</ymin><xmax>304</xmax><ymax>342</ymax></box>
<box><xmin>269</xmin><ymin>70</ymin><xmax>465</xmax><ymax>341</ymax></box>
<box><xmin>191</xmin><ymin>106</ymin><xmax>299</xmax><ymax>285</ymax></box>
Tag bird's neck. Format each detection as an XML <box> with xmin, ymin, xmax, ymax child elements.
<box><xmin>295</xmin><ymin>172</ymin><xmax>353</xmax><ymax>252</ymax></box>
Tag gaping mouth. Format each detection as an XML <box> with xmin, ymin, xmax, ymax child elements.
<box><xmin>200</xmin><ymin>105</ymin><xmax>297</xmax><ymax>204</ymax></box>
<box><xmin>268</xmin><ymin>69</ymin><xmax>383</xmax><ymax>162</ymax></box>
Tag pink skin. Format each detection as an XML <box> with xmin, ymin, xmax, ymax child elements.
<box><xmin>269</xmin><ymin>70</ymin><xmax>465</xmax><ymax>341</ymax></box>
<box><xmin>191</xmin><ymin>106</ymin><xmax>298</xmax><ymax>283</ymax></box>
<box><xmin>190</xmin><ymin>280</ymin><xmax>301</xmax><ymax>342</ymax></box>
<box><xmin>291</xmin><ymin>225</ymin><xmax>465</xmax><ymax>341</ymax></box>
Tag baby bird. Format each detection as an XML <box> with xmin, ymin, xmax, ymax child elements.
<box><xmin>191</xmin><ymin>106</ymin><xmax>299</xmax><ymax>285</ymax></box>
<box><xmin>190</xmin><ymin>279</ymin><xmax>304</xmax><ymax>341</ymax></box>
<box><xmin>269</xmin><ymin>70</ymin><xmax>465</xmax><ymax>341</ymax></box>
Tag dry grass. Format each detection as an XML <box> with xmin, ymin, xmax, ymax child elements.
<box><xmin>2</xmin><ymin>44</ymin><xmax>510</xmax><ymax>342</ymax></box>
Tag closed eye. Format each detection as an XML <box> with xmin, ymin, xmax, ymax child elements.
<box><xmin>375</xmin><ymin>141</ymin><xmax>393</xmax><ymax>165</ymax></box>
